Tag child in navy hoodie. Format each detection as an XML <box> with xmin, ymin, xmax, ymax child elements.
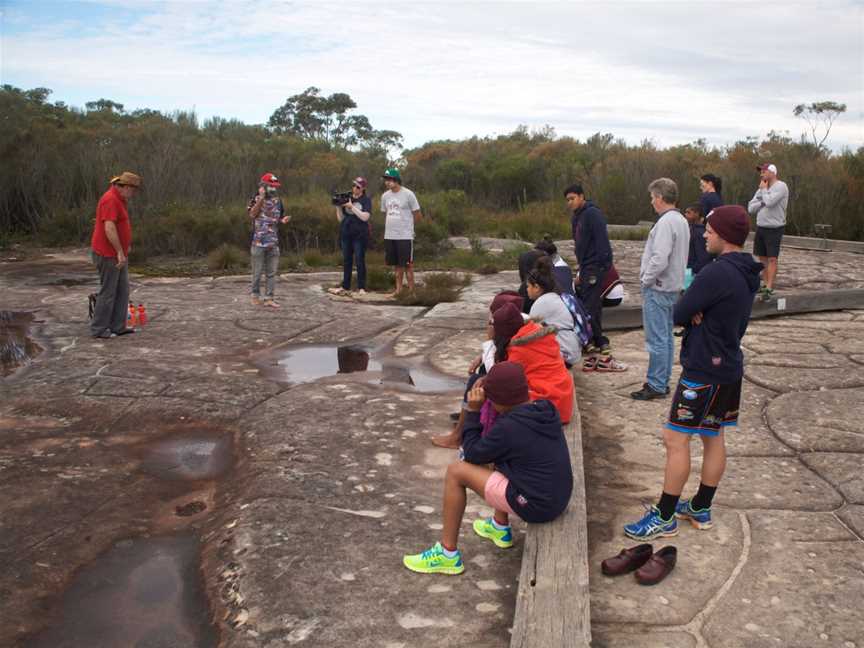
<box><xmin>624</xmin><ymin>206</ymin><xmax>763</xmax><ymax>541</ymax></box>
<box><xmin>403</xmin><ymin>362</ymin><xmax>573</xmax><ymax>575</ymax></box>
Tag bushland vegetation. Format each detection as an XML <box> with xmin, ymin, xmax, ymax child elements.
<box><xmin>2</xmin><ymin>85</ymin><xmax>862</xmax><ymax>259</ymax></box>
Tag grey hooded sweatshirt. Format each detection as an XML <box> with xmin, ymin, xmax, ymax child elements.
<box><xmin>640</xmin><ymin>208</ymin><xmax>690</xmax><ymax>292</ymax></box>
<box><xmin>747</xmin><ymin>180</ymin><xmax>789</xmax><ymax>228</ymax></box>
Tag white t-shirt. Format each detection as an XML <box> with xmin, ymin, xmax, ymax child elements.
<box><xmin>381</xmin><ymin>187</ymin><xmax>420</xmax><ymax>240</ymax></box>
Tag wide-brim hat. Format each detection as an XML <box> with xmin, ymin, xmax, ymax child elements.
<box><xmin>110</xmin><ymin>171</ymin><xmax>143</xmax><ymax>187</ymax></box>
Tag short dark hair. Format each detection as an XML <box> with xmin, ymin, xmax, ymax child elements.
<box><xmin>563</xmin><ymin>183</ymin><xmax>584</xmax><ymax>197</ymax></box>
<box><xmin>685</xmin><ymin>203</ymin><xmax>703</xmax><ymax>217</ymax></box>
<box><xmin>700</xmin><ymin>173</ymin><xmax>722</xmax><ymax>193</ymax></box>
<box><xmin>534</xmin><ymin>236</ymin><xmax>557</xmax><ymax>255</ymax></box>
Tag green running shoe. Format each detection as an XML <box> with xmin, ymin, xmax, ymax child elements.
<box><xmin>402</xmin><ymin>542</ymin><xmax>465</xmax><ymax>575</ymax></box>
<box><xmin>472</xmin><ymin>517</ymin><xmax>514</xmax><ymax>548</ymax></box>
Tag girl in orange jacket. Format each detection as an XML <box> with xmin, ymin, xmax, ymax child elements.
<box><xmin>492</xmin><ymin>302</ymin><xmax>574</xmax><ymax>424</ymax></box>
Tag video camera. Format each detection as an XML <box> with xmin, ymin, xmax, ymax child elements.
<box><xmin>331</xmin><ymin>192</ymin><xmax>352</xmax><ymax>206</ymax></box>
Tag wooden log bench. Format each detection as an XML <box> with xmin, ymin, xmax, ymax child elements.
<box><xmin>510</xmin><ymin>387</ymin><xmax>591</xmax><ymax>648</ymax></box>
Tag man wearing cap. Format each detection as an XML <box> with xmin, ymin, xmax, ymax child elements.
<box><xmin>380</xmin><ymin>168</ymin><xmax>422</xmax><ymax>294</ymax></box>
<box><xmin>747</xmin><ymin>163</ymin><xmax>789</xmax><ymax>301</ymax></box>
<box><xmin>89</xmin><ymin>171</ymin><xmax>142</xmax><ymax>338</ymax></box>
<box><xmin>248</xmin><ymin>172</ymin><xmax>290</xmax><ymax>308</ymax></box>
<box><xmin>332</xmin><ymin>177</ymin><xmax>372</xmax><ymax>296</ymax></box>
<box><xmin>623</xmin><ymin>206</ymin><xmax>763</xmax><ymax>541</ymax></box>
<box><xmin>403</xmin><ymin>362</ymin><xmax>573</xmax><ymax>575</ymax></box>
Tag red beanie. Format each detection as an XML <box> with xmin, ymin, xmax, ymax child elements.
<box><xmin>489</xmin><ymin>290</ymin><xmax>523</xmax><ymax>314</ymax></box>
<box><xmin>707</xmin><ymin>205</ymin><xmax>750</xmax><ymax>246</ymax></box>
<box><xmin>492</xmin><ymin>302</ymin><xmax>524</xmax><ymax>339</ymax></box>
<box><xmin>483</xmin><ymin>361</ymin><xmax>529</xmax><ymax>406</ymax></box>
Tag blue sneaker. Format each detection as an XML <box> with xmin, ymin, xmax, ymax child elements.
<box><xmin>623</xmin><ymin>505</ymin><xmax>678</xmax><ymax>541</ymax></box>
<box><xmin>675</xmin><ymin>498</ymin><xmax>713</xmax><ymax>530</ymax></box>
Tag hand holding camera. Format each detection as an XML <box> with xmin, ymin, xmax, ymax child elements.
<box><xmin>331</xmin><ymin>192</ymin><xmax>352</xmax><ymax>206</ymax></box>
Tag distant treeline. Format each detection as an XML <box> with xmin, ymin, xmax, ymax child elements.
<box><xmin>2</xmin><ymin>85</ymin><xmax>862</xmax><ymax>257</ymax></box>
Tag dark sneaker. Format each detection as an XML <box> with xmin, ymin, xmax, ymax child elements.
<box><xmin>630</xmin><ymin>383</ymin><xmax>668</xmax><ymax>400</ymax></box>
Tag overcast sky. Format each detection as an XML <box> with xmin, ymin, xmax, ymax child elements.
<box><xmin>2</xmin><ymin>0</ymin><xmax>862</xmax><ymax>151</ymax></box>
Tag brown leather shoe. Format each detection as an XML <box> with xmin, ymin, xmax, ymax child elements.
<box><xmin>601</xmin><ymin>543</ymin><xmax>653</xmax><ymax>576</ymax></box>
<box><xmin>635</xmin><ymin>546</ymin><xmax>677</xmax><ymax>585</ymax></box>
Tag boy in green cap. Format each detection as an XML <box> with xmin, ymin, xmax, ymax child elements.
<box><xmin>381</xmin><ymin>168</ymin><xmax>423</xmax><ymax>294</ymax></box>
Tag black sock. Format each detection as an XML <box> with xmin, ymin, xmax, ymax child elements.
<box><xmin>691</xmin><ymin>483</ymin><xmax>717</xmax><ymax>510</ymax></box>
<box><xmin>657</xmin><ymin>492</ymin><xmax>680</xmax><ymax>521</ymax></box>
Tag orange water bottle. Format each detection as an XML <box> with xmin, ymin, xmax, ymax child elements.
<box><xmin>128</xmin><ymin>302</ymin><xmax>138</xmax><ymax>327</ymax></box>
<box><xmin>138</xmin><ymin>304</ymin><xmax>147</xmax><ymax>326</ymax></box>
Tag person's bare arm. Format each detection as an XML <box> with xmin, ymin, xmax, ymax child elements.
<box><xmin>249</xmin><ymin>187</ymin><xmax>266</xmax><ymax>219</ymax></box>
<box><xmin>413</xmin><ymin>209</ymin><xmax>423</xmax><ymax>223</ymax></box>
<box><xmin>350</xmin><ymin>202</ymin><xmax>371</xmax><ymax>222</ymax></box>
<box><xmin>103</xmin><ymin>220</ymin><xmax>126</xmax><ymax>267</ymax></box>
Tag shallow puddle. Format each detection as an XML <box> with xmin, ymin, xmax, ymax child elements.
<box><xmin>141</xmin><ymin>433</ymin><xmax>234</xmax><ymax>481</ymax></box>
<box><xmin>0</xmin><ymin>311</ymin><xmax>43</xmax><ymax>377</ymax></box>
<box><xmin>28</xmin><ymin>535</ymin><xmax>216</xmax><ymax>648</ymax></box>
<box><xmin>256</xmin><ymin>344</ymin><xmax>463</xmax><ymax>392</ymax></box>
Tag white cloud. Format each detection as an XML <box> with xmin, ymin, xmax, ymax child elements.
<box><xmin>2</xmin><ymin>1</ymin><xmax>861</xmax><ymax>150</ymax></box>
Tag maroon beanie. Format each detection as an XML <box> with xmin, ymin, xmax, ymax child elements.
<box><xmin>483</xmin><ymin>361</ymin><xmax>530</xmax><ymax>406</ymax></box>
<box><xmin>489</xmin><ymin>290</ymin><xmax>523</xmax><ymax>314</ymax></box>
<box><xmin>707</xmin><ymin>205</ymin><xmax>750</xmax><ymax>246</ymax></box>
<box><xmin>492</xmin><ymin>302</ymin><xmax>524</xmax><ymax>339</ymax></box>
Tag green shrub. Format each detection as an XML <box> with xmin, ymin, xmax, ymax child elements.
<box><xmin>302</xmin><ymin>248</ymin><xmax>341</xmax><ymax>267</ymax></box>
<box><xmin>207</xmin><ymin>243</ymin><xmax>248</xmax><ymax>271</ymax></box>
<box><xmin>365</xmin><ymin>265</ymin><xmax>395</xmax><ymax>292</ymax></box>
<box><xmin>609</xmin><ymin>227</ymin><xmax>650</xmax><ymax>241</ymax></box>
<box><xmin>413</xmin><ymin>219</ymin><xmax>453</xmax><ymax>260</ymax></box>
<box><xmin>395</xmin><ymin>272</ymin><xmax>470</xmax><ymax>307</ymax></box>
<box><xmin>36</xmin><ymin>208</ymin><xmax>92</xmax><ymax>247</ymax></box>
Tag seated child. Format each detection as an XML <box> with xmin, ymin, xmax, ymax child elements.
<box><xmin>403</xmin><ymin>362</ymin><xmax>574</xmax><ymax>575</ymax></box>
<box><xmin>431</xmin><ymin>290</ymin><xmax>523</xmax><ymax>449</ymax></box>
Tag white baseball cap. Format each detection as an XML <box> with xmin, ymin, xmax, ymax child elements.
<box><xmin>756</xmin><ymin>163</ymin><xmax>778</xmax><ymax>174</ymax></box>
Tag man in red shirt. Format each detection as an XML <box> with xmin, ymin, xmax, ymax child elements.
<box><xmin>89</xmin><ymin>171</ymin><xmax>142</xmax><ymax>338</ymax></box>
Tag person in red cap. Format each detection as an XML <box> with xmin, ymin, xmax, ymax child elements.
<box><xmin>89</xmin><ymin>171</ymin><xmax>142</xmax><ymax>338</ymax></box>
<box><xmin>431</xmin><ymin>291</ymin><xmax>524</xmax><ymax>449</ymax></box>
<box><xmin>403</xmin><ymin>362</ymin><xmax>573</xmax><ymax>575</ymax></box>
<box><xmin>248</xmin><ymin>173</ymin><xmax>290</xmax><ymax>308</ymax></box>
<box><xmin>623</xmin><ymin>205</ymin><xmax>763</xmax><ymax>541</ymax></box>
<box><xmin>747</xmin><ymin>163</ymin><xmax>789</xmax><ymax>301</ymax></box>
<box><xmin>331</xmin><ymin>177</ymin><xmax>372</xmax><ymax>296</ymax></box>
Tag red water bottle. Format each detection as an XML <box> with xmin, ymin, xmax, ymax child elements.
<box><xmin>138</xmin><ymin>304</ymin><xmax>147</xmax><ymax>326</ymax></box>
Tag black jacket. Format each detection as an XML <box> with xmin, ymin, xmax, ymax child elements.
<box><xmin>687</xmin><ymin>223</ymin><xmax>712</xmax><ymax>274</ymax></box>
<box><xmin>674</xmin><ymin>252</ymin><xmax>763</xmax><ymax>383</ymax></box>
<box><xmin>571</xmin><ymin>201</ymin><xmax>612</xmax><ymax>274</ymax></box>
<box><xmin>461</xmin><ymin>400</ymin><xmax>573</xmax><ymax>523</ymax></box>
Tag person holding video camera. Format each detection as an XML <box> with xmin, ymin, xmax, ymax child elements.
<box><xmin>331</xmin><ymin>177</ymin><xmax>372</xmax><ymax>296</ymax></box>
<box><xmin>248</xmin><ymin>172</ymin><xmax>290</xmax><ymax>308</ymax></box>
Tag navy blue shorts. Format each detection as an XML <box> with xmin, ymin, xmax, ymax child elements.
<box><xmin>666</xmin><ymin>378</ymin><xmax>742</xmax><ymax>437</ymax></box>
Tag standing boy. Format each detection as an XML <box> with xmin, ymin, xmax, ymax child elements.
<box><xmin>684</xmin><ymin>204</ymin><xmax>711</xmax><ymax>276</ymax></box>
<box><xmin>381</xmin><ymin>168</ymin><xmax>422</xmax><ymax>294</ymax></box>
<box><xmin>565</xmin><ymin>184</ymin><xmax>618</xmax><ymax>370</ymax></box>
<box><xmin>623</xmin><ymin>206</ymin><xmax>762</xmax><ymax>540</ymax></box>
